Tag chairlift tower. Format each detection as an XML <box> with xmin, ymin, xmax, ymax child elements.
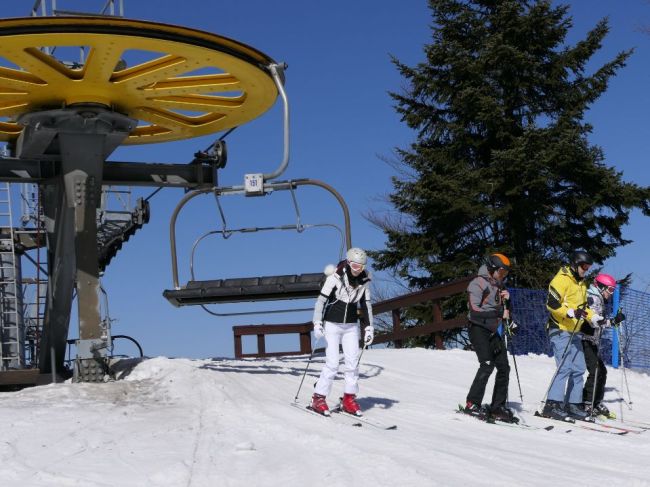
<box><xmin>0</xmin><ymin>13</ymin><xmax>281</xmax><ymax>381</ymax></box>
<box><xmin>7</xmin><ymin>1</ymin><xmax>137</xmax><ymax>381</ymax></box>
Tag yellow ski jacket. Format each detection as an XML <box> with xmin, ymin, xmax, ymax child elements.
<box><xmin>546</xmin><ymin>266</ymin><xmax>594</xmax><ymax>333</ymax></box>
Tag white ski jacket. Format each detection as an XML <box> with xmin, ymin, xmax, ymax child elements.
<box><xmin>313</xmin><ymin>263</ymin><xmax>373</xmax><ymax>327</ymax></box>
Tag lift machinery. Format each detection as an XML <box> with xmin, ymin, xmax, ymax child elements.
<box><xmin>0</xmin><ymin>15</ymin><xmax>352</xmax><ymax>381</ymax></box>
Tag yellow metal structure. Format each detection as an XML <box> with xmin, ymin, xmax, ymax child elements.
<box><xmin>0</xmin><ymin>17</ymin><xmax>279</xmax><ymax>144</ymax></box>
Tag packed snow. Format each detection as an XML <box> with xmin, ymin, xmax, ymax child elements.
<box><xmin>0</xmin><ymin>348</ymin><xmax>648</xmax><ymax>486</ymax></box>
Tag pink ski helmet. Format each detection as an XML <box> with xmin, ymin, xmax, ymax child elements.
<box><xmin>594</xmin><ymin>273</ymin><xmax>616</xmax><ymax>293</ymax></box>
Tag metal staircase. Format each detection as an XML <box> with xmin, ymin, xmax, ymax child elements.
<box><xmin>18</xmin><ymin>182</ymin><xmax>48</xmax><ymax>369</ymax></box>
<box><xmin>0</xmin><ymin>182</ymin><xmax>23</xmax><ymax>370</ymax></box>
<box><xmin>23</xmin><ymin>280</ymin><xmax>46</xmax><ymax>368</ymax></box>
<box><xmin>97</xmin><ymin>188</ymin><xmax>150</xmax><ymax>271</ymax></box>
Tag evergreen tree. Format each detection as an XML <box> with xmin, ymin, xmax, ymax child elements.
<box><xmin>372</xmin><ymin>0</ymin><xmax>650</xmax><ymax>290</ymax></box>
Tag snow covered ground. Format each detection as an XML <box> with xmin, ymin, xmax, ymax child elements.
<box><xmin>1</xmin><ymin>348</ymin><xmax>649</xmax><ymax>486</ymax></box>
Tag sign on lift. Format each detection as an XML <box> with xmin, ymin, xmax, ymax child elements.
<box><xmin>244</xmin><ymin>173</ymin><xmax>264</xmax><ymax>196</ymax></box>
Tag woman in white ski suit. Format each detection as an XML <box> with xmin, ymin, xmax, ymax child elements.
<box><xmin>310</xmin><ymin>248</ymin><xmax>374</xmax><ymax>416</ymax></box>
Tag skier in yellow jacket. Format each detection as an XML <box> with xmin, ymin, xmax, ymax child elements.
<box><xmin>541</xmin><ymin>250</ymin><xmax>598</xmax><ymax>422</ymax></box>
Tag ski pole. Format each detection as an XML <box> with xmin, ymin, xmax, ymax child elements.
<box><xmin>502</xmin><ymin>299</ymin><xmax>523</xmax><ymax>402</ymax></box>
<box><xmin>294</xmin><ymin>336</ymin><xmax>322</xmax><ymax>402</ymax></box>
<box><xmin>356</xmin><ymin>343</ymin><xmax>368</xmax><ymax>369</ymax></box>
<box><xmin>588</xmin><ymin>332</ymin><xmax>601</xmax><ymax>418</ymax></box>
<box><xmin>356</xmin><ymin>319</ymin><xmax>372</xmax><ymax>369</ymax></box>
<box><xmin>616</xmin><ymin>323</ymin><xmax>633</xmax><ymax>408</ymax></box>
<box><xmin>504</xmin><ymin>324</ymin><xmax>524</xmax><ymax>403</ymax></box>
<box><xmin>510</xmin><ymin>350</ymin><xmax>523</xmax><ymax>403</ymax></box>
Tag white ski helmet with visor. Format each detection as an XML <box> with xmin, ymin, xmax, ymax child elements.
<box><xmin>346</xmin><ymin>247</ymin><xmax>367</xmax><ymax>268</ymax></box>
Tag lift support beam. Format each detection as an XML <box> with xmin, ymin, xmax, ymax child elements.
<box><xmin>0</xmin><ymin>157</ymin><xmax>217</xmax><ymax>188</ymax></box>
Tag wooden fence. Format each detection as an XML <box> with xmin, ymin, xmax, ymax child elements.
<box><xmin>372</xmin><ymin>276</ymin><xmax>472</xmax><ymax>349</ymax></box>
<box><xmin>233</xmin><ymin>323</ymin><xmax>312</xmax><ymax>359</ymax></box>
<box><xmin>232</xmin><ymin>276</ymin><xmax>473</xmax><ymax>358</ymax></box>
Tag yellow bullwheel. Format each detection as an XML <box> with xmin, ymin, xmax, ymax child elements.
<box><xmin>0</xmin><ymin>16</ymin><xmax>279</xmax><ymax>144</ymax></box>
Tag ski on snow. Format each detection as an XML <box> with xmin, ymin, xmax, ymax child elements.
<box><xmin>455</xmin><ymin>405</ymin><xmax>633</xmax><ymax>435</ymax></box>
<box><xmin>331</xmin><ymin>405</ymin><xmax>398</xmax><ymax>430</ymax></box>
<box><xmin>599</xmin><ymin>417</ymin><xmax>650</xmax><ymax>431</ymax></box>
<box><xmin>293</xmin><ymin>399</ymin><xmax>642</xmax><ymax>435</ymax></box>
<box><xmin>290</xmin><ymin>401</ymin><xmax>397</xmax><ymax>430</ymax></box>
<box><xmin>591</xmin><ymin>418</ymin><xmax>647</xmax><ymax>434</ymax></box>
<box><xmin>290</xmin><ymin>401</ymin><xmax>363</xmax><ymax>427</ymax></box>
<box><xmin>586</xmin><ymin>408</ymin><xmax>650</xmax><ymax>430</ymax></box>
<box><xmin>455</xmin><ymin>405</ymin><xmax>554</xmax><ymax>431</ymax></box>
<box><xmin>532</xmin><ymin>411</ymin><xmax>629</xmax><ymax>435</ymax></box>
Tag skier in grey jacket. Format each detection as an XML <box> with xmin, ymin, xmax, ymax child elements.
<box><xmin>463</xmin><ymin>253</ymin><xmax>515</xmax><ymax>423</ymax></box>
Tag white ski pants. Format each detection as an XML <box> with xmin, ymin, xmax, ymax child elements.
<box><xmin>314</xmin><ymin>321</ymin><xmax>360</xmax><ymax>396</ymax></box>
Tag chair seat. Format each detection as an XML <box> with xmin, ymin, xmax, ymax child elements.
<box><xmin>163</xmin><ymin>272</ymin><xmax>326</xmax><ymax>306</ymax></box>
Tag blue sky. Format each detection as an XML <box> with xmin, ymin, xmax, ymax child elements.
<box><xmin>3</xmin><ymin>0</ymin><xmax>650</xmax><ymax>359</ymax></box>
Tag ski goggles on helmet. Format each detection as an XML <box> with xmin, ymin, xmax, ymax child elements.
<box><xmin>349</xmin><ymin>261</ymin><xmax>365</xmax><ymax>272</ymax></box>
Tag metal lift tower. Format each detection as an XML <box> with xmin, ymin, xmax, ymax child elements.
<box><xmin>0</xmin><ymin>12</ymin><xmax>281</xmax><ymax>381</ymax></box>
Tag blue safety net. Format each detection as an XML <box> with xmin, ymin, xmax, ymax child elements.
<box><xmin>507</xmin><ymin>287</ymin><xmax>650</xmax><ymax>371</ymax></box>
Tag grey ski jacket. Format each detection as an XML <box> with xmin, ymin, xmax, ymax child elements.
<box><xmin>466</xmin><ymin>264</ymin><xmax>505</xmax><ymax>333</ymax></box>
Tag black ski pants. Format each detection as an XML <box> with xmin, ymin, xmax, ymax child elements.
<box><xmin>582</xmin><ymin>340</ymin><xmax>607</xmax><ymax>406</ymax></box>
<box><xmin>466</xmin><ymin>323</ymin><xmax>510</xmax><ymax>409</ymax></box>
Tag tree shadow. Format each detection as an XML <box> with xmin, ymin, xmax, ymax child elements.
<box><xmin>200</xmin><ymin>360</ymin><xmax>313</xmax><ymax>377</ymax></box>
<box><xmin>357</xmin><ymin>396</ymin><xmax>399</xmax><ymax>411</ymax></box>
<box><xmin>198</xmin><ymin>356</ymin><xmax>384</xmax><ymax>380</ymax></box>
<box><xmin>358</xmin><ymin>363</ymin><xmax>383</xmax><ymax>379</ymax></box>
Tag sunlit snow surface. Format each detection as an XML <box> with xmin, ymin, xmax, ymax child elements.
<box><xmin>1</xmin><ymin>348</ymin><xmax>649</xmax><ymax>486</ymax></box>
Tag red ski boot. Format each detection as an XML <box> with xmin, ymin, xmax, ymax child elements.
<box><xmin>310</xmin><ymin>393</ymin><xmax>330</xmax><ymax>416</ymax></box>
<box><xmin>341</xmin><ymin>393</ymin><xmax>362</xmax><ymax>416</ymax></box>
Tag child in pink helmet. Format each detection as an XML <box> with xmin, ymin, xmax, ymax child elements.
<box><xmin>582</xmin><ymin>273</ymin><xmax>623</xmax><ymax>418</ymax></box>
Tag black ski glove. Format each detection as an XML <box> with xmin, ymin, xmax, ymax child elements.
<box><xmin>613</xmin><ymin>310</ymin><xmax>626</xmax><ymax>326</ymax></box>
<box><xmin>568</xmin><ymin>308</ymin><xmax>588</xmax><ymax>320</ymax></box>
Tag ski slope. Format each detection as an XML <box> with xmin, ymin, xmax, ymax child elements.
<box><xmin>0</xmin><ymin>348</ymin><xmax>648</xmax><ymax>486</ymax></box>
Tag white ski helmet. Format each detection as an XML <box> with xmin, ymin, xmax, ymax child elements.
<box><xmin>346</xmin><ymin>247</ymin><xmax>367</xmax><ymax>266</ymax></box>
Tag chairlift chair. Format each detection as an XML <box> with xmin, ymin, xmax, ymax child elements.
<box><xmin>163</xmin><ymin>178</ymin><xmax>352</xmax><ymax>314</ymax></box>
